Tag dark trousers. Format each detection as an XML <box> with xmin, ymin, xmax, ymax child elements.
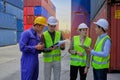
<box><xmin>70</xmin><ymin>65</ymin><xmax>87</xmax><ymax>80</ymax></box>
<box><xmin>93</xmin><ymin>68</ymin><xmax>108</xmax><ymax>80</ymax></box>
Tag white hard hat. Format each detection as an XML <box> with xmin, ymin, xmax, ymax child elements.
<box><xmin>93</xmin><ymin>18</ymin><xmax>109</xmax><ymax>31</ymax></box>
<box><xmin>47</xmin><ymin>16</ymin><xmax>58</xmax><ymax>25</ymax></box>
<box><xmin>78</xmin><ymin>23</ymin><xmax>88</xmax><ymax>29</ymax></box>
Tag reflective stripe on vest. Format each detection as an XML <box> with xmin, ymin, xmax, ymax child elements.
<box><xmin>70</xmin><ymin>36</ymin><xmax>91</xmax><ymax>66</ymax></box>
<box><xmin>92</xmin><ymin>35</ymin><xmax>111</xmax><ymax>69</ymax></box>
<box><xmin>43</xmin><ymin>53</ymin><xmax>61</xmax><ymax>57</ymax></box>
<box><xmin>43</xmin><ymin>31</ymin><xmax>61</xmax><ymax>62</ymax></box>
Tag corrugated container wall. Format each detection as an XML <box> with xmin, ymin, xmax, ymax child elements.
<box><xmin>0</xmin><ymin>1</ymin><xmax>4</xmax><ymax>12</ymax></box>
<box><xmin>0</xmin><ymin>0</ymin><xmax>23</xmax><ymax>46</ymax></box>
<box><xmin>24</xmin><ymin>0</ymin><xmax>56</xmax><ymax>31</ymax></box>
<box><xmin>91</xmin><ymin>0</ymin><xmax>105</xmax><ymax>20</ymax></box>
<box><xmin>90</xmin><ymin>0</ymin><xmax>120</xmax><ymax>71</ymax></box>
<box><xmin>0</xmin><ymin>29</ymin><xmax>17</xmax><ymax>46</ymax></box>
<box><xmin>5</xmin><ymin>2</ymin><xmax>23</xmax><ymax>20</ymax></box>
<box><xmin>24</xmin><ymin>0</ymin><xmax>56</xmax><ymax>16</ymax></box>
<box><xmin>5</xmin><ymin>0</ymin><xmax>23</xmax><ymax>9</ymax></box>
<box><xmin>34</xmin><ymin>6</ymin><xmax>48</xmax><ymax>18</ymax></box>
<box><xmin>71</xmin><ymin>0</ymin><xmax>90</xmax><ymax>38</ymax></box>
<box><xmin>109</xmin><ymin>3</ymin><xmax>120</xmax><ymax>71</ymax></box>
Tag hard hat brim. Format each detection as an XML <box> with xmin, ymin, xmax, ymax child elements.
<box><xmin>43</xmin><ymin>23</ymin><xmax>48</xmax><ymax>26</ymax></box>
<box><xmin>48</xmin><ymin>22</ymin><xmax>58</xmax><ymax>25</ymax></box>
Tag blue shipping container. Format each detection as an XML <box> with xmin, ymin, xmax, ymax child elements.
<box><xmin>17</xmin><ymin>31</ymin><xmax>23</xmax><ymax>42</ymax></box>
<box><xmin>0</xmin><ymin>1</ymin><xmax>4</xmax><ymax>12</ymax></box>
<box><xmin>5</xmin><ymin>0</ymin><xmax>23</xmax><ymax>9</ymax></box>
<box><xmin>34</xmin><ymin>6</ymin><xmax>48</xmax><ymax>18</ymax></box>
<box><xmin>0</xmin><ymin>29</ymin><xmax>17</xmax><ymax>46</ymax></box>
<box><xmin>0</xmin><ymin>12</ymin><xmax>17</xmax><ymax>29</ymax></box>
<box><xmin>5</xmin><ymin>2</ymin><xmax>23</xmax><ymax>20</ymax></box>
<box><xmin>17</xmin><ymin>19</ymin><xmax>23</xmax><ymax>31</ymax></box>
<box><xmin>72</xmin><ymin>0</ymin><xmax>90</xmax><ymax>13</ymax></box>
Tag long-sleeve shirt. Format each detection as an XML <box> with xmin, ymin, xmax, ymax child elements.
<box><xmin>90</xmin><ymin>33</ymin><xmax>111</xmax><ymax>57</ymax></box>
<box><xmin>19</xmin><ymin>28</ymin><xmax>40</xmax><ymax>54</ymax></box>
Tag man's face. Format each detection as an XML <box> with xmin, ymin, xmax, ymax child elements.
<box><xmin>95</xmin><ymin>25</ymin><xmax>101</xmax><ymax>35</ymax></box>
<box><xmin>48</xmin><ymin>24</ymin><xmax>56</xmax><ymax>32</ymax></box>
<box><xmin>35</xmin><ymin>24</ymin><xmax>44</xmax><ymax>33</ymax></box>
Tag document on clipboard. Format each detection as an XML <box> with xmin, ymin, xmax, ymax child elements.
<box><xmin>55</xmin><ymin>40</ymin><xmax>66</xmax><ymax>47</ymax></box>
<box><xmin>79</xmin><ymin>45</ymin><xmax>89</xmax><ymax>49</ymax></box>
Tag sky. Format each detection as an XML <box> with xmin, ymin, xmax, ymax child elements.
<box><xmin>51</xmin><ymin>0</ymin><xmax>71</xmax><ymax>31</ymax></box>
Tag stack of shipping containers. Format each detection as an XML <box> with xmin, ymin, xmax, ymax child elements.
<box><xmin>0</xmin><ymin>0</ymin><xmax>23</xmax><ymax>46</ymax></box>
<box><xmin>90</xmin><ymin>0</ymin><xmax>120</xmax><ymax>71</ymax></box>
<box><xmin>71</xmin><ymin>0</ymin><xmax>90</xmax><ymax>38</ymax></box>
<box><xmin>24</xmin><ymin>0</ymin><xmax>56</xmax><ymax>31</ymax></box>
<box><xmin>0</xmin><ymin>0</ymin><xmax>56</xmax><ymax>46</ymax></box>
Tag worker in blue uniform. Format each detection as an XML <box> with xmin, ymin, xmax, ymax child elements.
<box><xmin>19</xmin><ymin>16</ymin><xmax>47</xmax><ymax>80</ymax></box>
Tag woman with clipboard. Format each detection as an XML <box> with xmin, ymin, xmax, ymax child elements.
<box><xmin>68</xmin><ymin>23</ymin><xmax>92</xmax><ymax>80</ymax></box>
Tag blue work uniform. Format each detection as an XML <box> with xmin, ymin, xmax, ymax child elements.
<box><xmin>19</xmin><ymin>27</ymin><xmax>40</xmax><ymax>80</ymax></box>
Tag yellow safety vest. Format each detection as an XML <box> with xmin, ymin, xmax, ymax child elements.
<box><xmin>43</xmin><ymin>31</ymin><xmax>61</xmax><ymax>62</ymax></box>
<box><xmin>92</xmin><ymin>35</ymin><xmax>111</xmax><ymax>69</ymax></box>
<box><xmin>70</xmin><ymin>36</ymin><xmax>92</xmax><ymax>66</ymax></box>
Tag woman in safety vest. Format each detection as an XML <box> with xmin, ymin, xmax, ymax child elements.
<box><xmin>69</xmin><ymin>23</ymin><xmax>92</xmax><ymax>80</ymax></box>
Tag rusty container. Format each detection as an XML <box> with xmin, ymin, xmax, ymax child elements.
<box><xmin>109</xmin><ymin>3</ymin><xmax>120</xmax><ymax>71</ymax></box>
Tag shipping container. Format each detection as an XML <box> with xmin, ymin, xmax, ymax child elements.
<box><xmin>91</xmin><ymin>0</ymin><xmax>105</xmax><ymax>20</ymax></box>
<box><xmin>5</xmin><ymin>2</ymin><xmax>23</xmax><ymax>20</ymax></box>
<box><xmin>24</xmin><ymin>7</ymin><xmax>34</xmax><ymax>16</ymax></box>
<box><xmin>24</xmin><ymin>0</ymin><xmax>41</xmax><ymax>7</ymax></box>
<box><xmin>41</xmin><ymin>0</ymin><xmax>55</xmax><ymax>16</ymax></box>
<box><xmin>71</xmin><ymin>13</ymin><xmax>90</xmax><ymax>37</ymax></box>
<box><xmin>17</xmin><ymin>19</ymin><xmax>23</xmax><ymax>31</ymax></box>
<box><xmin>0</xmin><ymin>12</ymin><xmax>16</xmax><ymax>29</ymax></box>
<box><xmin>34</xmin><ymin>6</ymin><xmax>48</xmax><ymax>18</ymax></box>
<box><xmin>71</xmin><ymin>0</ymin><xmax>90</xmax><ymax>38</ymax></box>
<box><xmin>72</xmin><ymin>0</ymin><xmax>90</xmax><ymax>13</ymax></box>
<box><xmin>5</xmin><ymin>0</ymin><xmax>23</xmax><ymax>9</ymax></box>
<box><xmin>17</xmin><ymin>31</ymin><xmax>23</xmax><ymax>42</ymax></box>
<box><xmin>24</xmin><ymin>25</ymin><xmax>32</xmax><ymax>31</ymax></box>
<box><xmin>0</xmin><ymin>0</ymin><xmax>4</xmax><ymax>12</ymax></box>
<box><xmin>24</xmin><ymin>15</ymin><xmax>35</xmax><ymax>25</ymax></box>
<box><xmin>23</xmin><ymin>0</ymin><xmax>56</xmax><ymax>30</ymax></box>
<box><xmin>48</xmin><ymin>0</ymin><xmax>56</xmax><ymax>11</ymax></box>
<box><xmin>109</xmin><ymin>3</ymin><xmax>120</xmax><ymax>71</ymax></box>
<box><xmin>0</xmin><ymin>29</ymin><xmax>17</xmax><ymax>46</ymax></box>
